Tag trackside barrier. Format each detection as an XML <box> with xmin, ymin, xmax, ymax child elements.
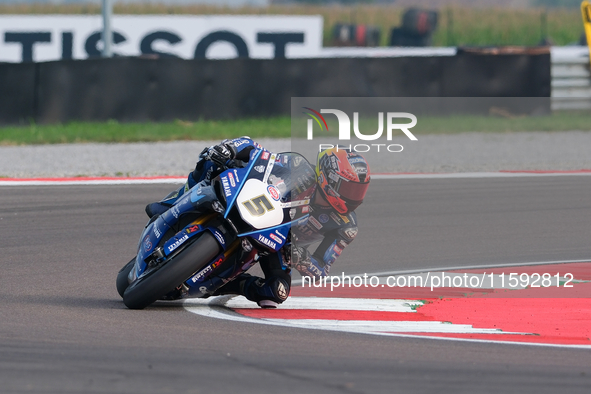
<box><xmin>551</xmin><ymin>47</ymin><xmax>591</xmax><ymax>110</ymax></box>
<box><xmin>316</xmin><ymin>46</ymin><xmax>590</xmax><ymax>111</ymax></box>
<box><xmin>0</xmin><ymin>51</ymin><xmax>550</xmax><ymax>125</ymax></box>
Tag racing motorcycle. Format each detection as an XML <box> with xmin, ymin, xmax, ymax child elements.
<box><xmin>116</xmin><ymin>147</ymin><xmax>315</xmax><ymax>309</ymax></box>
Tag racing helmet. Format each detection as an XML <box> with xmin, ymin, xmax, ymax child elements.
<box><xmin>316</xmin><ymin>147</ymin><xmax>370</xmax><ymax>214</ymax></box>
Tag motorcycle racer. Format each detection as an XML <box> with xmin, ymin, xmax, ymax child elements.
<box><xmin>145</xmin><ymin>137</ymin><xmax>370</xmax><ymax>308</ymax></box>
<box><xmin>290</xmin><ymin>147</ymin><xmax>369</xmax><ymax>279</ymax></box>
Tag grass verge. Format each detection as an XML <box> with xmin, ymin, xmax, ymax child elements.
<box><xmin>0</xmin><ymin>118</ymin><xmax>292</xmax><ymax>145</ymax></box>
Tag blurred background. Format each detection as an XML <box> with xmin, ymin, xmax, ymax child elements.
<box><xmin>0</xmin><ymin>0</ymin><xmax>586</xmax><ymax>47</ymax></box>
<box><xmin>0</xmin><ymin>0</ymin><xmax>590</xmax><ymax>144</ymax></box>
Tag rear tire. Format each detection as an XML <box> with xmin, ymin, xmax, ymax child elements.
<box><xmin>116</xmin><ymin>258</ymin><xmax>135</xmax><ymax>298</ymax></box>
<box><xmin>123</xmin><ymin>232</ymin><xmax>220</xmax><ymax>310</ymax></box>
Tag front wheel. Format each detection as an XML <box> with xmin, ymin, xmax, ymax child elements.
<box><xmin>122</xmin><ymin>232</ymin><xmax>221</xmax><ymax>310</ymax></box>
<box><xmin>116</xmin><ymin>258</ymin><xmax>135</xmax><ymax>298</ymax></box>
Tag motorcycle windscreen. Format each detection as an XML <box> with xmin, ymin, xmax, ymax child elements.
<box><xmin>266</xmin><ymin>152</ymin><xmax>316</xmax><ymax>204</ymax></box>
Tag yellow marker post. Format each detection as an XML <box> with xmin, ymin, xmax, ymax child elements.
<box><xmin>581</xmin><ymin>0</ymin><xmax>591</xmax><ymax>63</ymax></box>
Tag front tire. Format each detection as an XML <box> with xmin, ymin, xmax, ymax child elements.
<box><xmin>122</xmin><ymin>232</ymin><xmax>221</xmax><ymax>310</ymax></box>
<box><xmin>116</xmin><ymin>258</ymin><xmax>135</xmax><ymax>298</ymax></box>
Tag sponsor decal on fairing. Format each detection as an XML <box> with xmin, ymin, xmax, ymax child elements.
<box><xmin>167</xmin><ymin>234</ymin><xmax>189</xmax><ymax>253</ymax></box>
<box><xmin>143</xmin><ymin>235</ymin><xmax>152</xmax><ymax>252</ymax></box>
<box><xmin>267</xmin><ymin>185</ymin><xmax>280</xmax><ymax>201</ymax></box>
<box><xmin>269</xmin><ymin>233</ymin><xmax>283</xmax><ymax>244</ymax></box>
<box><xmin>257</xmin><ymin>234</ymin><xmax>277</xmax><ymax>249</ymax></box>
<box><xmin>221</xmin><ymin>176</ymin><xmax>232</xmax><ymax>197</ymax></box>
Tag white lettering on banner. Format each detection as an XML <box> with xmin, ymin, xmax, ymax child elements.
<box><xmin>0</xmin><ymin>15</ymin><xmax>322</xmax><ymax>63</ymax></box>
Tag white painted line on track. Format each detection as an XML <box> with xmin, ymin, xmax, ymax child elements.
<box><xmin>183</xmin><ymin>297</ymin><xmax>591</xmax><ymax>349</ymax></box>
<box><xmin>0</xmin><ymin>177</ymin><xmax>186</xmax><ymax>186</ymax></box>
<box><xmin>258</xmin><ymin>319</ymin><xmax>506</xmax><ymax>334</ymax></box>
<box><xmin>223</xmin><ymin>296</ymin><xmax>423</xmax><ymax>312</ymax></box>
<box><xmin>183</xmin><ymin>297</ymin><xmax>507</xmax><ymax>335</ymax></box>
<box><xmin>2</xmin><ymin>170</ymin><xmax>591</xmax><ymax>186</ymax></box>
<box><xmin>372</xmin><ymin>171</ymin><xmax>591</xmax><ymax>180</ymax></box>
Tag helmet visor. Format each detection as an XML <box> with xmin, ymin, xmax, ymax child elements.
<box><xmin>335</xmin><ymin>178</ymin><xmax>370</xmax><ymax>203</ymax></box>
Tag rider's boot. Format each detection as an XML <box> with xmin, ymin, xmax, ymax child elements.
<box><xmin>215</xmin><ymin>273</ymin><xmax>290</xmax><ymax>308</ymax></box>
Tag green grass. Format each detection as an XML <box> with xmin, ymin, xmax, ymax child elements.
<box><xmin>2</xmin><ymin>113</ymin><xmax>591</xmax><ymax>145</ymax></box>
<box><xmin>0</xmin><ymin>4</ymin><xmax>584</xmax><ymax>46</ymax></box>
<box><xmin>0</xmin><ymin>118</ymin><xmax>292</xmax><ymax>145</ymax></box>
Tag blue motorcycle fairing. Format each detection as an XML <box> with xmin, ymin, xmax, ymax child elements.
<box><xmin>237</xmin><ymin>214</ymin><xmax>309</xmax><ymax>253</ymax></box>
<box><xmin>133</xmin><ymin>182</ymin><xmax>221</xmax><ymax>279</ymax></box>
<box><xmin>128</xmin><ymin>147</ymin><xmax>316</xmax><ymax>300</ymax></box>
<box><xmin>134</xmin><ymin>216</ymin><xmax>171</xmax><ymax>277</ymax></box>
<box><xmin>238</xmin><ymin>221</ymin><xmax>291</xmax><ymax>252</ymax></box>
<box><xmin>208</xmin><ymin>227</ymin><xmax>227</xmax><ymax>249</ymax></box>
<box><xmin>219</xmin><ymin>169</ymin><xmax>242</xmax><ymax>204</ymax></box>
<box><xmin>223</xmin><ymin>148</ymin><xmax>263</xmax><ymax>218</ymax></box>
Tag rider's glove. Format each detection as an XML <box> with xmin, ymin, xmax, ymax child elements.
<box><xmin>200</xmin><ymin>141</ymin><xmax>237</xmax><ymax>168</ymax></box>
<box><xmin>291</xmin><ymin>245</ymin><xmax>307</xmax><ymax>266</ymax></box>
<box><xmin>292</xmin><ymin>246</ymin><xmax>330</xmax><ymax>278</ymax></box>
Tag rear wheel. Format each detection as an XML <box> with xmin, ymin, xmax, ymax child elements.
<box><xmin>123</xmin><ymin>232</ymin><xmax>221</xmax><ymax>310</ymax></box>
<box><xmin>116</xmin><ymin>258</ymin><xmax>135</xmax><ymax>298</ymax></box>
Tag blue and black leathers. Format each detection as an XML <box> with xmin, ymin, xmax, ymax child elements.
<box><xmin>146</xmin><ymin>137</ymin><xmax>359</xmax><ymax>306</ymax></box>
<box><xmin>145</xmin><ymin>137</ymin><xmax>257</xmax><ymax>218</ymax></box>
<box><xmin>291</xmin><ymin>204</ymin><xmax>358</xmax><ymax>278</ymax></box>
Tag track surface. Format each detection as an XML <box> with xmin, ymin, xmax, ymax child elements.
<box><xmin>1</xmin><ymin>178</ymin><xmax>591</xmax><ymax>393</ymax></box>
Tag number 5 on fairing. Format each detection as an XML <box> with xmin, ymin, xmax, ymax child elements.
<box><xmin>242</xmin><ymin>195</ymin><xmax>275</xmax><ymax>216</ymax></box>
<box><xmin>236</xmin><ymin>179</ymin><xmax>284</xmax><ymax>229</ymax></box>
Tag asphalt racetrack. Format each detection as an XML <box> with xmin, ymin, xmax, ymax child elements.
<box><xmin>1</xmin><ymin>177</ymin><xmax>591</xmax><ymax>393</ymax></box>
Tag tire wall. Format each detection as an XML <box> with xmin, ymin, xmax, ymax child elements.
<box><xmin>0</xmin><ymin>51</ymin><xmax>550</xmax><ymax>125</ymax></box>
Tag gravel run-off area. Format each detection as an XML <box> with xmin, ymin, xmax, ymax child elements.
<box><xmin>1</xmin><ymin>132</ymin><xmax>591</xmax><ymax>178</ymax></box>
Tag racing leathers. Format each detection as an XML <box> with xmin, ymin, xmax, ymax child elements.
<box><xmin>145</xmin><ymin>136</ymin><xmax>359</xmax><ymax>306</ymax></box>
<box><xmin>144</xmin><ymin>138</ymin><xmax>255</xmax><ymax>218</ymax></box>
<box><xmin>290</xmin><ymin>204</ymin><xmax>358</xmax><ymax>279</ymax></box>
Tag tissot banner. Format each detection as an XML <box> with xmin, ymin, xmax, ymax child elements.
<box><xmin>0</xmin><ymin>15</ymin><xmax>323</xmax><ymax>63</ymax></box>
